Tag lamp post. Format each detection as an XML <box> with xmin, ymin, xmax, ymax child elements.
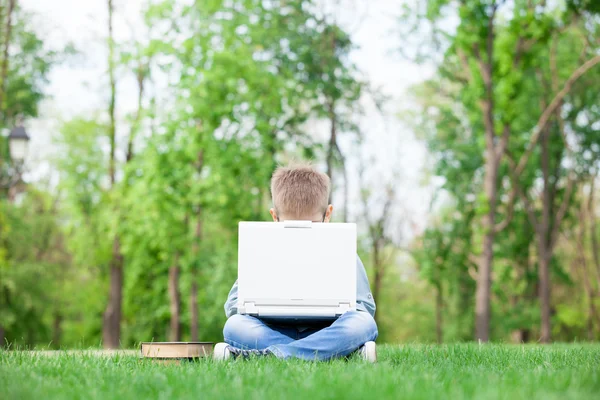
<box><xmin>8</xmin><ymin>126</ymin><xmax>30</xmax><ymax>163</ymax></box>
<box><xmin>1</xmin><ymin>125</ymin><xmax>30</xmax><ymax>200</ymax></box>
<box><xmin>0</xmin><ymin>126</ymin><xmax>31</xmax><ymax>347</ymax></box>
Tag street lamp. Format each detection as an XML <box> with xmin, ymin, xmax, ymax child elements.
<box><xmin>1</xmin><ymin>125</ymin><xmax>30</xmax><ymax>199</ymax></box>
<box><xmin>8</xmin><ymin>125</ymin><xmax>30</xmax><ymax>163</ymax></box>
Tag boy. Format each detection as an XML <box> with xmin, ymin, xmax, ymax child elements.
<box><xmin>214</xmin><ymin>163</ymin><xmax>378</xmax><ymax>362</ymax></box>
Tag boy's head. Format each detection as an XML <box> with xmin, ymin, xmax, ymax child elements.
<box><xmin>270</xmin><ymin>162</ymin><xmax>333</xmax><ymax>222</ymax></box>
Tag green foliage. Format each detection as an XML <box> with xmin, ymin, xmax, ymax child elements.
<box><xmin>3</xmin><ymin>0</ymin><xmax>599</xmax><ymax>349</ymax></box>
<box><xmin>24</xmin><ymin>0</ymin><xmax>368</xmax><ymax>347</ymax></box>
<box><xmin>0</xmin><ymin>190</ymin><xmax>77</xmax><ymax>347</ymax></box>
<box><xmin>405</xmin><ymin>0</ymin><xmax>600</xmax><ymax>341</ymax></box>
<box><xmin>0</xmin><ymin>3</ymin><xmax>70</xmax><ymax>346</ymax></box>
<box><xmin>0</xmin><ymin>5</ymin><xmax>62</xmax><ymax>127</ymax></box>
<box><xmin>54</xmin><ymin>117</ymin><xmax>112</xmax><ymax>269</ymax></box>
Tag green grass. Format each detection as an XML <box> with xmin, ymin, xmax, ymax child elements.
<box><xmin>1</xmin><ymin>344</ymin><xmax>599</xmax><ymax>399</ymax></box>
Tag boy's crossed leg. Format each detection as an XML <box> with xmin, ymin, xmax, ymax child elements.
<box><xmin>222</xmin><ymin>310</ymin><xmax>378</xmax><ymax>361</ymax></box>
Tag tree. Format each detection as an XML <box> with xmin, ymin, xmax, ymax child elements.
<box><xmin>0</xmin><ymin>188</ymin><xmax>73</xmax><ymax>348</ymax></box>
<box><xmin>0</xmin><ymin>1</ymin><xmax>62</xmax><ymax>346</ymax></box>
<box><xmin>100</xmin><ymin>0</ymin><xmax>151</xmax><ymax>348</ymax></box>
<box><xmin>406</xmin><ymin>0</ymin><xmax>600</xmax><ymax>342</ymax></box>
<box><xmin>502</xmin><ymin>16</ymin><xmax>600</xmax><ymax>342</ymax></box>
<box><xmin>308</xmin><ymin>21</ymin><xmax>363</xmax><ymax>221</ymax></box>
<box><xmin>413</xmin><ymin>201</ymin><xmax>477</xmax><ymax>343</ymax></box>
<box><xmin>131</xmin><ymin>0</ymin><xmax>366</xmax><ymax>342</ymax></box>
<box><xmin>100</xmin><ymin>0</ymin><xmax>123</xmax><ymax>349</ymax></box>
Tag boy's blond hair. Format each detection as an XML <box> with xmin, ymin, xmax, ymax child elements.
<box><xmin>271</xmin><ymin>162</ymin><xmax>331</xmax><ymax>219</ymax></box>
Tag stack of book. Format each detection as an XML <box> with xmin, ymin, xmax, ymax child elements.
<box><xmin>141</xmin><ymin>342</ymin><xmax>214</xmax><ymax>364</ymax></box>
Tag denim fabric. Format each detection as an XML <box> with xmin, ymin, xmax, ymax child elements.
<box><xmin>223</xmin><ymin>311</ymin><xmax>378</xmax><ymax>361</ymax></box>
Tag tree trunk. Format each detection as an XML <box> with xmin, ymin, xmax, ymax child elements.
<box><xmin>107</xmin><ymin>0</ymin><xmax>117</xmax><ymax>186</ymax></box>
<box><xmin>102</xmin><ymin>0</ymin><xmax>123</xmax><ymax>350</ymax></box>
<box><xmin>342</xmin><ymin>163</ymin><xmax>348</xmax><ymax>222</ymax></box>
<box><xmin>538</xmin><ymin>244</ymin><xmax>551</xmax><ymax>343</ymax></box>
<box><xmin>190</xmin><ymin>273</ymin><xmax>199</xmax><ymax>341</ymax></box>
<box><xmin>371</xmin><ymin>240</ymin><xmax>384</xmax><ymax>328</ymax></box>
<box><xmin>476</xmin><ymin>151</ymin><xmax>497</xmax><ymax>342</ymax></box>
<box><xmin>576</xmin><ymin>194</ymin><xmax>600</xmax><ymax>338</ymax></box>
<box><xmin>325</xmin><ymin>24</ymin><xmax>337</xmax><ymax>205</ymax></box>
<box><xmin>332</xmin><ymin>141</ymin><xmax>348</xmax><ymax>221</ymax></box>
<box><xmin>510</xmin><ymin>252</ymin><xmax>533</xmax><ymax>343</ymax></box>
<box><xmin>435</xmin><ymin>283</ymin><xmax>443</xmax><ymax>344</ymax></box>
<box><xmin>538</xmin><ymin>129</ymin><xmax>552</xmax><ymax>343</ymax></box>
<box><xmin>190</xmin><ymin>216</ymin><xmax>202</xmax><ymax>342</ymax></box>
<box><xmin>168</xmin><ymin>254</ymin><xmax>181</xmax><ymax>341</ymax></box>
<box><xmin>589</xmin><ymin>177</ymin><xmax>600</xmax><ymax>282</ymax></box>
<box><xmin>126</xmin><ymin>63</ymin><xmax>145</xmax><ymax>163</ymax></box>
<box><xmin>582</xmin><ymin>253</ymin><xmax>599</xmax><ymax>340</ymax></box>
<box><xmin>326</xmin><ymin>101</ymin><xmax>336</xmax><ymax>205</ymax></box>
<box><xmin>190</xmin><ymin>148</ymin><xmax>204</xmax><ymax>341</ymax></box>
<box><xmin>0</xmin><ymin>276</ymin><xmax>10</xmax><ymax>347</ymax></box>
<box><xmin>52</xmin><ymin>312</ymin><xmax>62</xmax><ymax>348</ymax></box>
<box><xmin>103</xmin><ymin>237</ymin><xmax>123</xmax><ymax>348</ymax></box>
<box><xmin>372</xmin><ymin>241</ymin><xmax>382</xmax><ymax>306</ymax></box>
<box><xmin>473</xmin><ymin>8</ymin><xmax>502</xmax><ymax>343</ymax></box>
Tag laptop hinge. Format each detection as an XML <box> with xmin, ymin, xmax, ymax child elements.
<box><xmin>338</xmin><ymin>302</ymin><xmax>351</xmax><ymax>314</ymax></box>
<box><xmin>283</xmin><ymin>220</ymin><xmax>312</xmax><ymax>228</ymax></box>
<box><xmin>239</xmin><ymin>302</ymin><xmax>258</xmax><ymax>315</ymax></box>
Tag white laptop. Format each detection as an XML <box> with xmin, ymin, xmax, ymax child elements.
<box><xmin>237</xmin><ymin>221</ymin><xmax>357</xmax><ymax>320</ymax></box>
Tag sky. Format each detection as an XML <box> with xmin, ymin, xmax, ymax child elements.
<box><xmin>20</xmin><ymin>0</ymin><xmax>436</xmax><ymax>242</ymax></box>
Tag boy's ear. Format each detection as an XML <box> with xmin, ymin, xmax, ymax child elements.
<box><xmin>269</xmin><ymin>208</ymin><xmax>278</xmax><ymax>222</ymax></box>
<box><xmin>324</xmin><ymin>204</ymin><xmax>333</xmax><ymax>222</ymax></box>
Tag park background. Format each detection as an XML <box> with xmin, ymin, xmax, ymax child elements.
<box><xmin>0</xmin><ymin>0</ymin><xmax>599</xmax><ymax>349</ymax></box>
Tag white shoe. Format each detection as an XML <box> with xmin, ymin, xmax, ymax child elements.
<box><xmin>213</xmin><ymin>342</ymin><xmax>232</xmax><ymax>361</ymax></box>
<box><xmin>358</xmin><ymin>341</ymin><xmax>377</xmax><ymax>363</ymax></box>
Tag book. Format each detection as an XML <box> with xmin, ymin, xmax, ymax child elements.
<box><xmin>140</xmin><ymin>342</ymin><xmax>214</xmax><ymax>360</ymax></box>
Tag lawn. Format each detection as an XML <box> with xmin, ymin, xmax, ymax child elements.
<box><xmin>1</xmin><ymin>344</ymin><xmax>599</xmax><ymax>400</ymax></box>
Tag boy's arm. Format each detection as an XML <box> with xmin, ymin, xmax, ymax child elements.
<box><xmin>224</xmin><ymin>280</ymin><xmax>239</xmax><ymax>318</ymax></box>
<box><xmin>356</xmin><ymin>255</ymin><xmax>376</xmax><ymax>317</ymax></box>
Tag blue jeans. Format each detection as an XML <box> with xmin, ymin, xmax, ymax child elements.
<box><xmin>223</xmin><ymin>310</ymin><xmax>378</xmax><ymax>361</ymax></box>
